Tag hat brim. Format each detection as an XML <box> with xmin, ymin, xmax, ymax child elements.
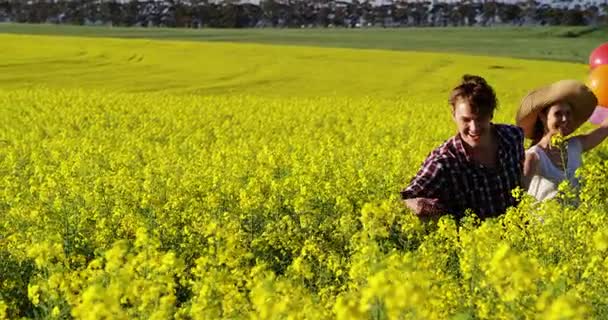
<box><xmin>516</xmin><ymin>80</ymin><xmax>598</xmax><ymax>139</ymax></box>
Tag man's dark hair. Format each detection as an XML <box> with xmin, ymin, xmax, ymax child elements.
<box><xmin>449</xmin><ymin>75</ymin><xmax>498</xmax><ymax>118</ymax></box>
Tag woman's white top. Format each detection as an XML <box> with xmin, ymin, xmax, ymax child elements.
<box><xmin>526</xmin><ymin>138</ymin><xmax>583</xmax><ymax>201</ymax></box>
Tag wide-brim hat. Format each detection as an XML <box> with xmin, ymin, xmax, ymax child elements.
<box><xmin>516</xmin><ymin>80</ymin><xmax>597</xmax><ymax>139</ymax></box>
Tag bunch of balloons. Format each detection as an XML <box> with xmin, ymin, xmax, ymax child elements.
<box><xmin>588</xmin><ymin>43</ymin><xmax>608</xmax><ymax>124</ymax></box>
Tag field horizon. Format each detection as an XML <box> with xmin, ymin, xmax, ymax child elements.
<box><xmin>1</xmin><ymin>23</ymin><xmax>607</xmax><ymax>63</ymax></box>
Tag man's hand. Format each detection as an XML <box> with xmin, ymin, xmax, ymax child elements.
<box><xmin>404</xmin><ymin>197</ymin><xmax>443</xmax><ymax>220</ymax></box>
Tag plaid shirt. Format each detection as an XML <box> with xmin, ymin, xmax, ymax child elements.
<box><xmin>401</xmin><ymin>124</ymin><xmax>524</xmax><ymax>219</ymax></box>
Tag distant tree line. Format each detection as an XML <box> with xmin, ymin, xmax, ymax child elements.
<box><xmin>0</xmin><ymin>0</ymin><xmax>606</xmax><ymax>28</ymax></box>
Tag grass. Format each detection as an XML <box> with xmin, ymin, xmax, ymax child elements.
<box><xmin>0</xmin><ymin>23</ymin><xmax>606</xmax><ymax>63</ymax></box>
<box><xmin>0</xmin><ymin>33</ymin><xmax>589</xmax><ymax>110</ymax></box>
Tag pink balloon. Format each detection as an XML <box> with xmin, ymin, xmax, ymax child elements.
<box><xmin>589</xmin><ymin>106</ymin><xmax>608</xmax><ymax>125</ymax></box>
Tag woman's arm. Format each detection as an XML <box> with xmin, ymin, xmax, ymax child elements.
<box><xmin>522</xmin><ymin>151</ymin><xmax>539</xmax><ymax>189</ymax></box>
<box><xmin>577</xmin><ymin>117</ymin><xmax>608</xmax><ymax>152</ymax></box>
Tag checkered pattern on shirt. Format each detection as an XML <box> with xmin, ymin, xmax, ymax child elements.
<box><xmin>401</xmin><ymin>124</ymin><xmax>524</xmax><ymax>219</ymax></box>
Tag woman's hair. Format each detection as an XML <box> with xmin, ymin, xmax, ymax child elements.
<box><xmin>531</xmin><ymin>118</ymin><xmax>545</xmax><ymax>145</ymax></box>
<box><xmin>449</xmin><ymin>75</ymin><xmax>498</xmax><ymax>118</ymax></box>
<box><xmin>531</xmin><ymin>106</ymin><xmax>554</xmax><ymax>145</ymax></box>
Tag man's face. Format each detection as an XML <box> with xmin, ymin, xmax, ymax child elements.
<box><xmin>452</xmin><ymin>100</ymin><xmax>493</xmax><ymax>149</ymax></box>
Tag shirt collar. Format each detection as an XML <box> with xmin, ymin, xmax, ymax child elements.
<box><xmin>453</xmin><ymin>132</ymin><xmax>471</xmax><ymax>162</ymax></box>
<box><xmin>453</xmin><ymin>123</ymin><xmax>502</xmax><ymax>163</ymax></box>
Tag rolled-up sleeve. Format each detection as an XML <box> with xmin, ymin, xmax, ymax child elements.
<box><xmin>400</xmin><ymin>157</ymin><xmax>445</xmax><ymax>200</ymax></box>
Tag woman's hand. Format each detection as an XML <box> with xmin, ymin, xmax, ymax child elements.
<box><xmin>577</xmin><ymin>116</ymin><xmax>608</xmax><ymax>152</ymax></box>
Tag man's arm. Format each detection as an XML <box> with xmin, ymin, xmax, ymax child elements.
<box><xmin>404</xmin><ymin>197</ymin><xmax>444</xmax><ymax>217</ymax></box>
<box><xmin>400</xmin><ymin>158</ymin><xmax>446</xmax><ymax>218</ymax></box>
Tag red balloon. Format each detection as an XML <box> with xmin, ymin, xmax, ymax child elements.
<box><xmin>589</xmin><ymin>43</ymin><xmax>608</xmax><ymax>69</ymax></box>
<box><xmin>588</xmin><ymin>65</ymin><xmax>608</xmax><ymax>107</ymax></box>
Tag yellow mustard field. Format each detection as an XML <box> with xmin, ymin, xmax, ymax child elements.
<box><xmin>1</xmin><ymin>34</ymin><xmax>608</xmax><ymax>319</ymax></box>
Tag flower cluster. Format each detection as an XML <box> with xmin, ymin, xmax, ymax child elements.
<box><xmin>1</xmin><ymin>89</ymin><xmax>608</xmax><ymax>319</ymax></box>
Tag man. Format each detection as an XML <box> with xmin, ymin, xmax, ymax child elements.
<box><xmin>401</xmin><ymin>75</ymin><xmax>525</xmax><ymax>220</ymax></box>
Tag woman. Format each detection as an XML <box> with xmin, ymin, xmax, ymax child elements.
<box><xmin>516</xmin><ymin>79</ymin><xmax>608</xmax><ymax>201</ymax></box>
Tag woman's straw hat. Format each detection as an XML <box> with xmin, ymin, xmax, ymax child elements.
<box><xmin>516</xmin><ymin>80</ymin><xmax>598</xmax><ymax>139</ymax></box>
